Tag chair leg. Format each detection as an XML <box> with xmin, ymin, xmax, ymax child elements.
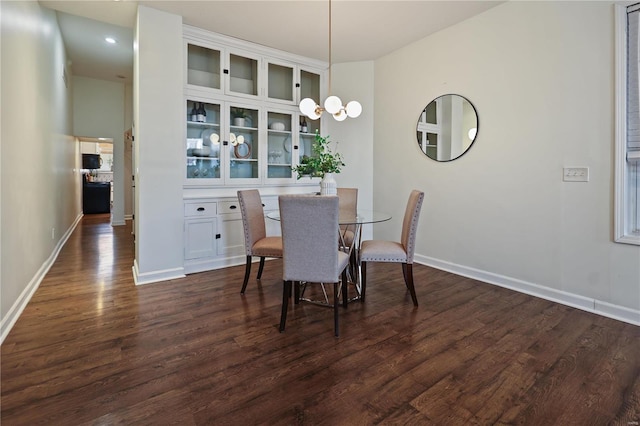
<box><xmin>256</xmin><ymin>257</ymin><xmax>266</xmax><ymax>279</ymax></box>
<box><xmin>402</xmin><ymin>263</ymin><xmax>408</xmax><ymax>286</ymax></box>
<box><xmin>334</xmin><ymin>282</ymin><xmax>339</xmax><ymax>337</ymax></box>
<box><xmin>349</xmin><ymin>249</ymin><xmax>357</xmax><ymax>278</ymax></box>
<box><xmin>404</xmin><ymin>263</ymin><xmax>418</xmax><ymax>307</ymax></box>
<box><xmin>240</xmin><ymin>255</ymin><xmax>252</xmax><ymax>294</ymax></box>
<box><xmin>360</xmin><ymin>262</ymin><xmax>367</xmax><ymax>303</ymax></box>
<box><xmin>294</xmin><ymin>281</ymin><xmax>300</xmax><ymax>304</ymax></box>
<box><xmin>342</xmin><ymin>269</ymin><xmax>348</xmax><ymax>308</ymax></box>
<box><xmin>280</xmin><ymin>280</ymin><xmax>292</xmax><ymax>332</ymax></box>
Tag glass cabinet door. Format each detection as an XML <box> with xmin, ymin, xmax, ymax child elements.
<box><xmin>267</xmin><ymin>61</ymin><xmax>294</xmax><ymax>104</ymax></box>
<box><xmin>187</xmin><ymin>43</ymin><xmax>222</xmax><ymax>91</ymax></box>
<box><xmin>228</xmin><ymin>105</ymin><xmax>259</xmax><ymax>180</ymax></box>
<box><xmin>186</xmin><ymin>100</ymin><xmax>222</xmax><ymax>181</ymax></box>
<box><xmin>298</xmin><ymin>114</ymin><xmax>322</xmax><ymax>170</ymax></box>
<box><xmin>266</xmin><ymin>111</ymin><xmax>293</xmax><ymax>180</ymax></box>
<box><xmin>227</xmin><ymin>52</ymin><xmax>259</xmax><ymax>97</ymax></box>
<box><xmin>299</xmin><ymin>69</ymin><xmax>321</xmax><ymax>104</ymax></box>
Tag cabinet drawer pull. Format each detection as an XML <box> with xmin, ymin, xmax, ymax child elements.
<box><xmin>229</xmin><ymin>205</ymin><xmax>237</xmax><ymax>210</ymax></box>
<box><xmin>197</xmin><ymin>207</ymin><xmax>205</xmax><ymax>212</ymax></box>
<box><xmin>262</xmin><ymin>203</ymin><xmax>265</xmax><ymax>207</ymax></box>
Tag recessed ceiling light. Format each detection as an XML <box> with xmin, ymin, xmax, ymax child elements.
<box><xmin>105</xmin><ymin>37</ymin><xmax>116</xmax><ymax>44</ymax></box>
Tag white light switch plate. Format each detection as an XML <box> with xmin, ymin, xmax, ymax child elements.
<box><xmin>563</xmin><ymin>167</ymin><xmax>589</xmax><ymax>182</ymax></box>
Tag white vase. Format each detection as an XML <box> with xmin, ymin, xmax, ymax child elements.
<box><xmin>233</xmin><ymin>117</ymin><xmax>245</xmax><ymax>127</ymax></box>
<box><xmin>320</xmin><ymin>172</ymin><xmax>337</xmax><ymax>196</ymax></box>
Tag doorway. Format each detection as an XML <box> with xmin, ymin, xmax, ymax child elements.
<box><xmin>81</xmin><ymin>139</ymin><xmax>113</xmax><ymax>214</ymax></box>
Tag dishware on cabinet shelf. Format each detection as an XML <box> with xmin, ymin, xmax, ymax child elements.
<box><xmin>266</xmin><ymin>111</ymin><xmax>294</xmax><ymax>180</ymax></box>
<box><xmin>233</xmin><ymin>142</ymin><xmax>252</xmax><ymax>159</ymax></box>
<box><xmin>270</xmin><ymin>122</ymin><xmax>285</xmax><ymax>131</ymax></box>
<box><xmin>186</xmin><ymin>99</ymin><xmax>223</xmax><ymax>182</ymax></box>
<box><xmin>201</xmin><ymin>128</ymin><xmax>220</xmax><ymax>158</ymax></box>
<box><xmin>192</xmin><ymin>147</ymin><xmax>211</xmax><ymax>157</ymax></box>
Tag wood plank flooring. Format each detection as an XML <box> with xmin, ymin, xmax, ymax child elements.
<box><xmin>1</xmin><ymin>214</ymin><xmax>639</xmax><ymax>425</ymax></box>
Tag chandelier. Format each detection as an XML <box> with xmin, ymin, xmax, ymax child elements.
<box><xmin>299</xmin><ymin>0</ymin><xmax>362</xmax><ymax>121</ymax></box>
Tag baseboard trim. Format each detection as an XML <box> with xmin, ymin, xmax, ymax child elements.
<box><xmin>414</xmin><ymin>254</ymin><xmax>640</xmax><ymax>326</ymax></box>
<box><xmin>184</xmin><ymin>254</ymin><xmax>246</xmax><ymax>275</ymax></box>
<box><xmin>132</xmin><ymin>260</ymin><xmax>186</xmax><ymax>286</ymax></box>
<box><xmin>1</xmin><ymin>213</ymin><xmax>83</xmax><ymax>344</ymax></box>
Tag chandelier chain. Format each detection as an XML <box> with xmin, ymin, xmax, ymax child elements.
<box><xmin>297</xmin><ymin>0</ymin><xmax>361</xmax><ymax>121</ymax></box>
<box><xmin>328</xmin><ymin>0</ymin><xmax>332</xmax><ymax>95</ymax></box>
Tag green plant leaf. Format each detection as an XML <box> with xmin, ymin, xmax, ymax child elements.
<box><xmin>291</xmin><ymin>130</ymin><xmax>345</xmax><ymax>179</ymax></box>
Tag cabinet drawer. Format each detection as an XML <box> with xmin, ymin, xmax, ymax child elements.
<box><xmin>218</xmin><ymin>200</ymin><xmax>241</xmax><ymax>214</ymax></box>
<box><xmin>185</xmin><ymin>202</ymin><xmax>217</xmax><ymax>217</ymax></box>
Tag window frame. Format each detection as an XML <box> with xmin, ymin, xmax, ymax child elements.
<box><xmin>614</xmin><ymin>3</ymin><xmax>640</xmax><ymax>245</ymax></box>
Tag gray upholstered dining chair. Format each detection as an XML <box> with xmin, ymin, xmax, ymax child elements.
<box><xmin>337</xmin><ymin>187</ymin><xmax>358</xmax><ymax>250</ymax></box>
<box><xmin>359</xmin><ymin>190</ymin><xmax>424</xmax><ymax>306</ymax></box>
<box><xmin>237</xmin><ymin>190</ymin><xmax>283</xmax><ymax>294</ymax></box>
<box><xmin>278</xmin><ymin>195</ymin><xmax>350</xmax><ymax>337</ymax></box>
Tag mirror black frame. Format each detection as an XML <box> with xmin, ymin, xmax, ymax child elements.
<box><xmin>416</xmin><ymin>94</ymin><xmax>479</xmax><ymax>162</ymax></box>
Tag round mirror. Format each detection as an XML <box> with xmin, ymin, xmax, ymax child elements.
<box><xmin>416</xmin><ymin>94</ymin><xmax>478</xmax><ymax>161</ymax></box>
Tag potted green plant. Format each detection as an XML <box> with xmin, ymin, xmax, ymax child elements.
<box><xmin>292</xmin><ymin>131</ymin><xmax>344</xmax><ymax>179</ymax></box>
<box><xmin>231</xmin><ymin>108</ymin><xmax>250</xmax><ymax>127</ymax></box>
<box><xmin>293</xmin><ymin>155</ymin><xmax>319</xmax><ymax>178</ymax></box>
<box><xmin>292</xmin><ymin>131</ymin><xmax>344</xmax><ymax>195</ymax></box>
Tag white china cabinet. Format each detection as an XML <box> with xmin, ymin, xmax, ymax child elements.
<box><xmin>184</xmin><ymin>29</ymin><xmax>324</xmax><ymax>187</ymax></box>
<box><xmin>183</xmin><ymin>26</ymin><xmax>326</xmax><ymax>273</ymax></box>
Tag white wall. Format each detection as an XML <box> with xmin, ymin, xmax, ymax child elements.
<box><xmin>374</xmin><ymin>1</ymin><xmax>640</xmax><ymax>323</ymax></box>
<box><xmin>133</xmin><ymin>6</ymin><xmax>185</xmax><ymax>284</ymax></box>
<box><xmin>326</xmin><ymin>61</ymin><xmax>375</xmax><ymax>239</ymax></box>
<box><xmin>124</xmin><ymin>84</ymin><xmax>133</xmax><ymax>218</ymax></box>
<box><xmin>73</xmin><ymin>76</ymin><xmax>126</xmax><ymax>225</ymax></box>
<box><xmin>0</xmin><ymin>1</ymin><xmax>79</xmax><ymax>340</ymax></box>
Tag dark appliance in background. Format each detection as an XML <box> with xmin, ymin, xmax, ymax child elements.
<box><xmin>83</xmin><ymin>182</ymin><xmax>111</xmax><ymax>214</ymax></box>
<box><xmin>82</xmin><ymin>153</ymin><xmax>101</xmax><ymax>170</ymax></box>
<box><xmin>81</xmin><ymin>153</ymin><xmax>109</xmax><ymax>214</ymax></box>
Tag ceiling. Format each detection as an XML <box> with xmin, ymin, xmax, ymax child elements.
<box><xmin>41</xmin><ymin>0</ymin><xmax>502</xmax><ymax>84</ymax></box>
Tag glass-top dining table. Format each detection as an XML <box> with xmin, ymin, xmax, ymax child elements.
<box><xmin>267</xmin><ymin>209</ymin><xmax>392</xmax><ymax>306</ymax></box>
<box><xmin>266</xmin><ymin>209</ymin><xmax>391</xmax><ymax>225</ymax></box>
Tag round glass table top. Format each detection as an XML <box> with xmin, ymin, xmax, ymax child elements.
<box><xmin>267</xmin><ymin>209</ymin><xmax>391</xmax><ymax>225</ymax></box>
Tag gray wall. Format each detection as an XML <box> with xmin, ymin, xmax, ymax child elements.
<box><xmin>325</xmin><ymin>61</ymin><xmax>375</xmax><ymax>239</ymax></box>
<box><xmin>1</xmin><ymin>1</ymin><xmax>80</xmax><ymax>340</ymax></box>
<box><xmin>374</xmin><ymin>1</ymin><xmax>640</xmax><ymax>321</ymax></box>
<box><xmin>133</xmin><ymin>6</ymin><xmax>185</xmax><ymax>284</ymax></box>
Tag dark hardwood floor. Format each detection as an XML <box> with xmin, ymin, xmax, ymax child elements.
<box><xmin>1</xmin><ymin>214</ymin><xmax>639</xmax><ymax>425</ymax></box>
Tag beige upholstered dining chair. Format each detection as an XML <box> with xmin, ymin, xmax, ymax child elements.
<box><xmin>337</xmin><ymin>187</ymin><xmax>358</xmax><ymax>249</ymax></box>
<box><xmin>278</xmin><ymin>195</ymin><xmax>350</xmax><ymax>337</ymax></box>
<box><xmin>237</xmin><ymin>190</ymin><xmax>283</xmax><ymax>294</ymax></box>
<box><xmin>359</xmin><ymin>190</ymin><xmax>424</xmax><ymax>306</ymax></box>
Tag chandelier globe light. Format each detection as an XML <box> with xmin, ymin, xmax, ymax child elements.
<box><xmin>299</xmin><ymin>0</ymin><xmax>361</xmax><ymax>121</ymax></box>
